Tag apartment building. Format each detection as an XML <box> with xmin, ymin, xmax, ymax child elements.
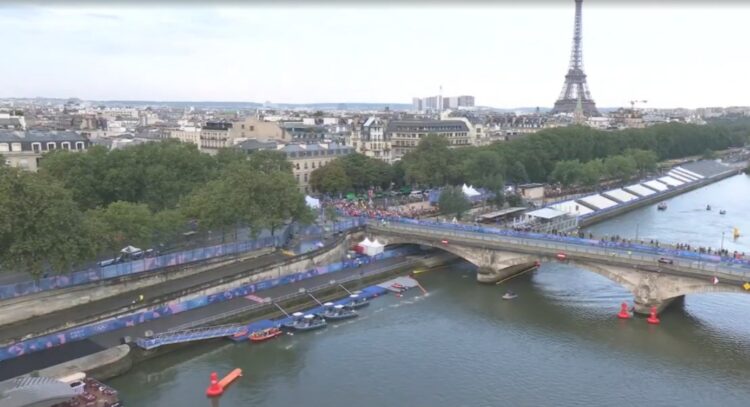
<box><xmin>386</xmin><ymin>119</ymin><xmax>470</xmax><ymax>161</ymax></box>
<box><xmin>199</xmin><ymin>121</ymin><xmax>233</xmax><ymax>154</ymax></box>
<box><xmin>0</xmin><ymin>130</ymin><xmax>89</xmax><ymax>172</ymax></box>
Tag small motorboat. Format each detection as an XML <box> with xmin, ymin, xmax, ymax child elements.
<box><xmin>281</xmin><ymin>312</ymin><xmax>305</xmax><ymax>330</ymax></box>
<box><xmin>502</xmin><ymin>291</ymin><xmax>518</xmax><ymax>300</ymax></box>
<box><xmin>322</xmin><ymin>304</ymin><xmax>358</xmax><ymax>321</ymax></box>
<box><xmin>657</xmin><ymin>202</ymin><xmax>667</xmax><ymax>211</ymax></box>
<box><xmin>249</xmin><ymin>327</ymin><xmax>283</xmax><ymax>343</ymax></box>
<box><xmin>706</xmin><ymin>204</ymin><xmax>712</xmax><ymax>211</ymax></box>
<box><xmin>344</xmin><ymin>294</ymin><xmax>370</xmax><ymax>309</ymax></box>
<box><xmin>290</xmin><ymin>314</ymin><xmax>327</xmax><ymax>332</ymax></box>
<box><xmin>719</xmin><ymin>209</ymin><xmax>726</xmax><ymax>215</ymax></box>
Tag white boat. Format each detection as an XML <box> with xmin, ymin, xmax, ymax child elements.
<box><xmin>502</xmin><ymin>291</ymin><xmax>518</xmax><ymax>300</ymax></box>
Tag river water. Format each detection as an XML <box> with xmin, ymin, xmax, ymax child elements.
<box><xmin>110</xmin><ymin>174</ymin><xmax>750</xmax><ymax>407</ymax></box>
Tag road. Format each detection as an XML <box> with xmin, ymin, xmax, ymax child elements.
<box><xmin>0</xmin><ymin>253</ymin><xmax>415</xmax><ymax>381</ymax></box>
<box><xmin>0</xmin><ymin>235</ymin><xmax>335</xmax><ymax>343</ymax></box>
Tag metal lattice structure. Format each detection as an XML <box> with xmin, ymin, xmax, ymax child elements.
<box><xmin>551</xmin><ymin>0</ymin><xmax>599</xmax><ymax>116</ymax></box>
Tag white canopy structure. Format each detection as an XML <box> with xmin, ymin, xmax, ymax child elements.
<box><xmin>120</xmin><ymin>245</ymin><xmax>142</xmax><ymax>254</ymax></box>
<box><xmin>462</xmin><ymin>184</ymin><xmax>480</xmax><ymax>197</ymax></box>
<box><xmin>358</xmin><ymin>237</ymin><xmax>385</xmax><ymax>257</ymax></box>
<box><xmin>305</xmin><ymin>195</ymin><xmax>321</xmax><ymax>209</ymax></box>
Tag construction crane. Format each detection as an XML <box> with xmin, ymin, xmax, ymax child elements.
<box><xmin>629</xmin><ymin>100</ymin><xmax>648</xmax><ymax>117</ymax></box>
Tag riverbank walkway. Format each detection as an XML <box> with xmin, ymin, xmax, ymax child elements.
<box><xmin>0</xmin><ymin>253</ymin><xmax>417</xmax><ymax>380</ymax></box>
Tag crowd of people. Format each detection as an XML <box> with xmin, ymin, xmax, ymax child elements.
<box><xmin>325</xmin><ymin>198</ymin><xmax>438</xmax><ymax>219</ymax></box>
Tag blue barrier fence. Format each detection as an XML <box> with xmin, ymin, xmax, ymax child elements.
<box><xmin>0</xmin><ymin>218</ymin><xmax>366</xmax><ymax>301</ymax></box>
<box><xmin>0</xmin><ymin>244</ymin><xmax>413</xmax><ymax>362</ymax></box>
<box><xmin>374</xmin><ymin>217</ymin><xmax>750</xmax><ymax>269</ymax></box>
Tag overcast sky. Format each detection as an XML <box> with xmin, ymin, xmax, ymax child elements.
<box><xmin>2</xmin><ymin>2</ymin><xmax>749</xmax><ymax>109</ymax></box>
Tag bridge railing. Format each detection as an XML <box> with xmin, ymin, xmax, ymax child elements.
<box><xmin>368</xmin><ymin>219</ymin><xmax>750</xmax><ymax>280</ymax></box>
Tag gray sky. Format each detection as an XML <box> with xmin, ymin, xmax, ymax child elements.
<box><xmin>2</xmin><ymin>2</ymin><xmax>749</xmax><ymax>109</ymax></box>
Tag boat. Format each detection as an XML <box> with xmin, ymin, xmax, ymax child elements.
<box><xmin>657</xmin><ymin>202</ymin><xmax>667</xmax><ymax>211</ymax></box>
<box><xmin>322</xmin><ymin>304</ymin><xmax>358</xmax><ymax>320</ymax></box>
<box><xmin>249</xmin><ymin>327</ymin><xmax>283</xmax><ymax>343</ymax></box>
<box><xmin>719</xmin><ymin>210</ymin><xmax>726</xmax><ymax>215</ymax></box>
<box><xmin>52</xmin><ymin>374</ymin><xmax>123</xmax><ymax>407</ymax></box>
<box><xmin>281</xmin><ymin>312</ymin><xmax>305</xmax><ymax>330</ymax></box>
<box><xmin>290</xmin><ymin>314</ymin><xmax>327</xmax><ymax>331</ymax></box>
<box><xmin>502</xmin><ymin>291</ymin><xmax>518</xmax><ymax>300</ymax></box>
<box><xmin>706</xmin><ymin>204</ymin><xmax>712</xmax><ymax>211</ymax></box>
<box><xmin>343</xmin><ymin>293</ymin><xmax>370</xmax><ymax>309</ymax></box>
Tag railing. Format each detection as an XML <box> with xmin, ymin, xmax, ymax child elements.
<box><xmin>0</xmin><ymin>218</ymin><xmax>367</xmax><ymax>301</ymax></box>
<box><xmin>135</xmin><ymin>324</ymin><xmax>247</xmax><ymax>350</ymax></box>
<box><xmin>368</xmin><ymin>219</ymin><xmax>750</xmax><ymax>280</ymax></box>
<box><xmin>163</xmin><ymin>260</ymin><xmax>411</xmax><ymax>333</ymax></box>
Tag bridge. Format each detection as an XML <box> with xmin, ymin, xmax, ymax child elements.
<box><xmin>366</xmin><ymin>219</ymin><xmax>750</xmax><ymax>314</ymax></box>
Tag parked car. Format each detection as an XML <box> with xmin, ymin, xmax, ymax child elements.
<box><xmin>556</xmin><ymin>252</ymin><xmax>567</xmax><ymax>261</ymax></box>
<box><xmin>658</xmin><ymin>257</ymin><xmax>674</xmax><ymax>265</ymax></box>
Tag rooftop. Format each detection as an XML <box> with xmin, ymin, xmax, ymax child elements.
<box><xmin>0</xmin><ymin>130</ymin><xmax>87</xmax><ymax>143</ymax></box>
<box><xmin>386</xmin><ymin>120</ymin><xmax>469</xmax><ymax>133</ymax></box>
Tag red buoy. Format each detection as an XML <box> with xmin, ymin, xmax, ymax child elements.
<box><xmin>617</xmin><ymin>302</ymin><xmax>631</xmax><ymax>319</ymax></box>
<box><xmin>206</xmin><ymin>372</ymin><xmax>223</xmax><ymax>398</ymax></box>
<box><xmin>646</xmin><ymin>306</ymin><xmax>660</xmax><ymax>325</ymax></box>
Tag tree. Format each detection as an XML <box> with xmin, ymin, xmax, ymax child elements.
<box><xmin>604</xmin><ymin>155</ymin><xmax>637</xmax><ymax>180</ymax></box>
<box><xmin>506</xmin><ymin>193</ymin><xmax>523</xmax><ymax>207</ymax></box>
<box><xmin>0</xmin><ymin>167</ymin><xmax>96</xmax><ymax>277</ymax></box>
<box><xmin>463</xmin><ymin>150</ymin><xmax>506</xmax><ymax>188</ymax></box>
<box><xmin>580</xmin><ymin>159</ymin><xmax>606</xmax><ymax>186</ymax></box>
<box><xmin>508</xmin><ymin>161</ymin><xmax>529</xmax><ymax>184</ymax></box>
<box><xmin>549</xmin><ymin>160</ymin><xmax>584</xmax><ymax>187</ymax></box>
<box><xmin>702</xmin><ymin>148</ymin><xmax>717</xmax><ymax>160</ymax></box>
<box><xmin>309</xmin><ymin>160</ymin><xmax>351</xmax><ymax>195</ymax></box>
<box><xmin>402</xmin><ymin>135</ymin><xmax>454</xmax><ymax>187</ymax></box>
<box><xmin>625</xmin><ymin>149</ymin><xmax>658</xmax><ymax>175</ymax></box>
<box><xmin>247</xmin><ymin>150</ymin><xmax>293</xmax><ymax>174</ymax></box>
<box><xmin>86</xmin><ymin>201</ymin><xmax>155</xmax><ymax>255</ymax></box>
<box><xmin>324</xmin><ymin>205</ymin><xmax>339</xmax><ymax>223</ymax></box>
<box><xmin>438</xmin><ymin>186</ymin><xmax>471</xmax><ymax>220</ymax></box>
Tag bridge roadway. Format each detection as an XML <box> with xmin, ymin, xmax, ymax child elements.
<box><xmin>367</xmin><ymin>220</ymin><xmax>750</xmax><ymax>314</ymax></box>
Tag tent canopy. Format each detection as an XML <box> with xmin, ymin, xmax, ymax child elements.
<box><xmin>305</xmin><ymin>195</ymin><xmax>320</xmax><ymax>209</ymax></box>
<box><xmin>121</xmin><ymin>245</ymin><xmax>142</xmax><ymax>254</ymax></box>
<box><xmin>462</xmin><ymin>184</ymin><xmax>480</xmax><ymax>197</ymax></box>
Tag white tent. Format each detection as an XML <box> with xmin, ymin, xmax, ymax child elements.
<box><xmin>462</xmin><ymin>184</ymin><xmax>480</xmax><ymax>197</ymax></box>
<box><xmin>120</xmin><ymin>245</ymin><xmax>142</xmax><ymax>255</ymax></box>
<box><xmin>305</xmin><ymin>195</ymin><xmax>321</xmax><ymax>209</ymax></box>
<box><xmin>358</xmin><ymin>238</ymin><xmax>385</xmax><ymax>257</ymax></box>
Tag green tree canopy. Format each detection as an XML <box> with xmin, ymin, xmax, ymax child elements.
<box><xmin>0</xmin><ymin>167</ymin><xmax>96</xmax><ymax>277</ymax></box>
<box><xmin>438</xmin><ymin>186</ymin><xmax>471</xmax><ymax>220</ymax></box>
<box><xmin>86</xmin><ymin>201</ymin><xmax>156</xmax><ymax>255</ymax></box>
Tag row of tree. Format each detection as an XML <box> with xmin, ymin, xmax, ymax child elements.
<box><xmin>0</xmin><ymin>142</ymin><xmax>313</xmax><ymax>277</ymax></box>
<box><xmin>311</xmin><ymin>121</ymin><xmax>748</xmax><ymax>194</ymax></box>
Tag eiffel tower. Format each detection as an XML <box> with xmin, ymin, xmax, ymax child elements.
<box><xmin>551</xmin><ymin>0</ymin><xmax>599</xmax><ymax>116</ymax></box>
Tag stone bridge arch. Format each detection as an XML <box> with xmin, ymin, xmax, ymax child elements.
<box><xmin>368</xmin><ymin>233</ymin><xmax>539</xmax><ymax>284</ymax></box>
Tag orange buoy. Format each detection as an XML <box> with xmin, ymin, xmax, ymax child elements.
<box><xmin>646</xmin><ymin>306</ymin><xmax>660</xmax><ymax>325</ymax></box>
<box><xmin>617</xmin><ymin>302</ymin><xmax>631</xmax><ymax>319</ymax></box>
<box><xmin>206</xmin><ymin>372</ymin><xmax>223</xmax><ymax>398</ymax></box>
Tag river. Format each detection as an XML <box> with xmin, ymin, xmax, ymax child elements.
<box><xmin>109</xmin><ymin>174</ymin><xmax>750</xmax><ymax>407</ymax></box>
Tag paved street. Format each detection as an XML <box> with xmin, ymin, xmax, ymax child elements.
<box><xmin>0</xmin><ymin>253</ymin><xmax>415</xmax><ymax>380</ymax></box>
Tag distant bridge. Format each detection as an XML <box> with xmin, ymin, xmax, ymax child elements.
<box><xmin>366</xmin><ymin>219</ymin><xmax>750</xmax><ymax>314</ymax></box>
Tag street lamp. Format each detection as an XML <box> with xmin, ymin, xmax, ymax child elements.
<box><xmin>721</xmin><ymin>231</ymin><xmax>725</xmax><ymax>251</ymax></box>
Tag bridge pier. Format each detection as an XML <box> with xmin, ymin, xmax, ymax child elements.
<box><xmin>633</xmin><ymin>296</ymin><xmax>681</xmax><ymax>315</ymax></box>
<box><xmin>476</xmin><ymin>263</ymin><xmax>538</xmax><ymax>285</ymax></box>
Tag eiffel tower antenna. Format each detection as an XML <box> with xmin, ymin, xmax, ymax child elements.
<box><xmin>551</xmin><ymin>0</ymin><xmax>599</xmax><ymax>116</ymax></box>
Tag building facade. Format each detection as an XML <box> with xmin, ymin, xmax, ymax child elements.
<box><xmin>235</xmin><ymin>140</ymin><xmax>353</xmax><ymax>193</ymax></box>
<box><xmin>0</xmin><ymin>130</ymin><xmax>90</xmax><ymax>172</ymax></box>
<box><xmin>412</xmin><ymin>95</ymin><xmax>475</xmax><ymax>112</ymax></box>
<box><xmin>348</xmin><ymin>117</ymin><xmax>392</xmax><ymax>163</ymax></box>
<box><xmin>229</xmin><ymin>117</ymin><xmax>286</xmax><ymax>141</ymax></box>
<box><xmin>386</xmin><ymin>120</ymin><xmax>470</xmax><ymax>161</ymax></box>
<box><xmin>199</xmin><ymin>121</ymin><xmax>233</xmax><ymax>154</ymax></box>
<box><xmin>168</xmin><ymin>127</ymin><xmax>202</xmax><ymax>148</ymax></box>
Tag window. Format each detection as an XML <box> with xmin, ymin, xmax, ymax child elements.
<box><xmin>295</xmin><ymin>163</ymin><xmax>300</xmax><ymax>170</ymax></box>
<box><xmin>241</xmin><ymin>124</ymin><xmax>245</xmax><ymax>129</ymax></box>
<box><xmin>319</xmin><ymin>161</ymin><xmax>322</xmax><ymax>167</ymax></box>
<box><xmin>295</xmin><ymin>174</ymin><xmax>299</xmax><ymax>182</ymax></box>
<box><xmin>0</xmin><ymin>143</ymin><xmax>8</xmax><ymax>152</ymax></box>
<box><xmin>304</xmin><ymin>173</ymin><xmax>308</xmax><ymax>182</ymax></box>
<box><xmin>31</xmin><ymin>142</ymin><xmax>41</xmax><ymax>152</ymax></box>
<box><xmin>311</xmin><ymin>162</ymin><xmax>316</xmax><ymax>169</ymax></box>
<box><xmin>304</xmin><ymin>162</ymin><xmax>308</xmax><ymax>169</ymax></box>
<box><xmin>46</xmin><ymin>142</ymin><xmax>56</xmax><ymax>150</ymax></box>
<box><xmin>76</xmin><ymin>141</ymin><xmax>85</xmax><ymax>150</ymax></box>
<box><xmin>61</xmin><ymin>142</ymin><xmax>71</xmax><ymax>150</ymax></box>
<box><xmin>11</xmin><ymin>143</ymin><xmax>21</xmax><ymax>152</ymax></box>
<box><xmin>250</xmin><ymin>126</ymin><xmax>255</xmax><ymax>131</ymax></box>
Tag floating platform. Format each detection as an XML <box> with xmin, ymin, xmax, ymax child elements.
<box><xmin>230</xmin><ymin>285</ymin><xmax>389</xmax><ymax>343</ymax></box>
<box><xmin>377</xmin><ymin>276</ymin><xmax>421</xmax><ymax>293</ymax></box>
